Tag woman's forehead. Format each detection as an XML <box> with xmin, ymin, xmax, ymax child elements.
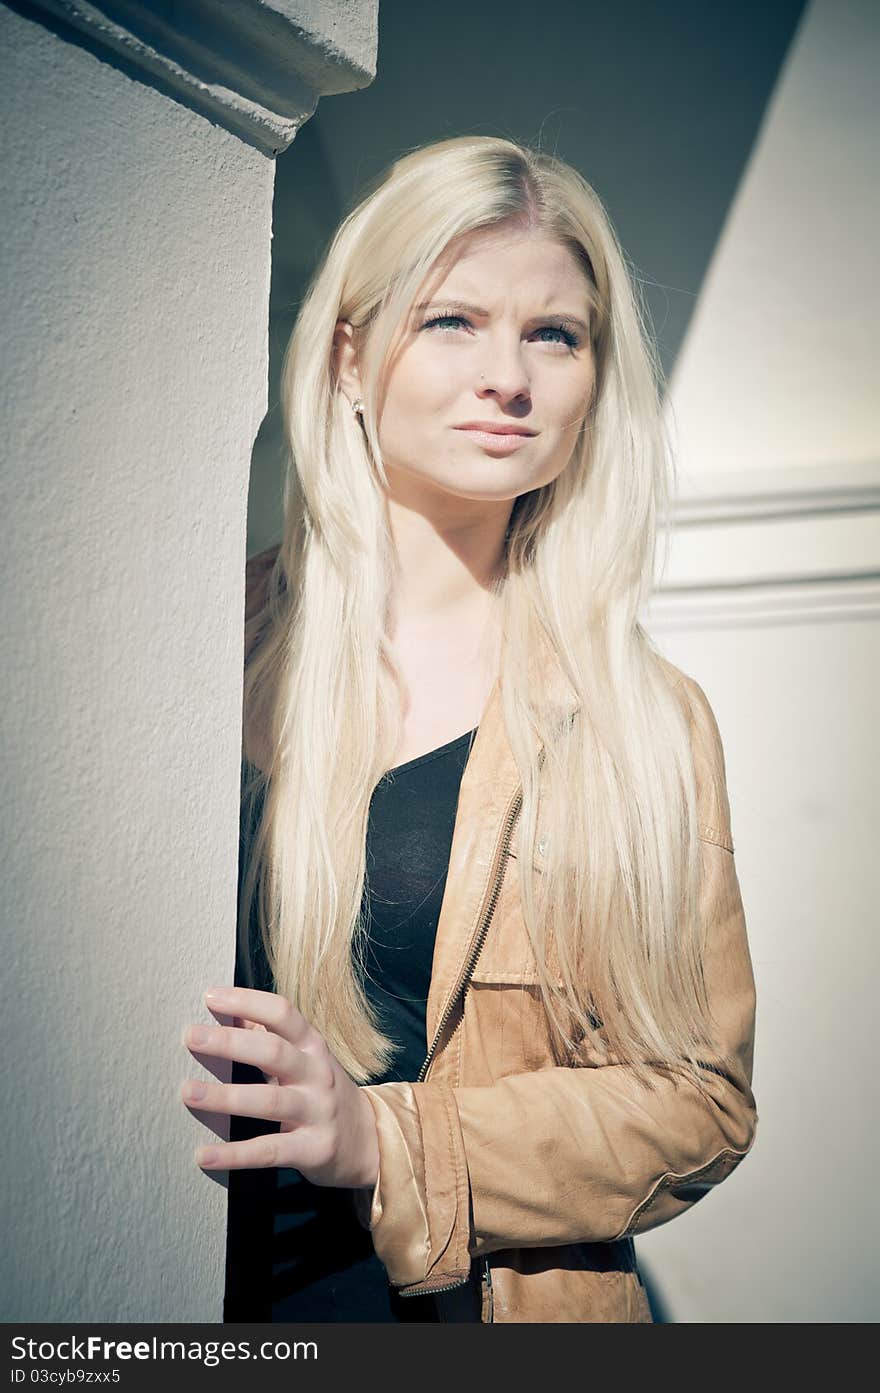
<box><xmin>420</xmin><ymin>231</ymin><xmax>593</xmax><ymax>308</ymax></box>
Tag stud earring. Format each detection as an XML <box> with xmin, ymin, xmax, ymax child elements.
<box><xmin>352</xmin><ymin>398</ymin><xmax>364</xmax><ymax>416</ymax></box>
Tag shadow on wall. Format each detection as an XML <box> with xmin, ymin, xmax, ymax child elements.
<box><xmin>247</xmin><ymin>116</ymin><xmax>346</xmax><ymax>554</ymax></box>
<box><xmin>642</xmin><ymin>1266</ymin><xmax>672</xmax><ymax>1323</ymax></box>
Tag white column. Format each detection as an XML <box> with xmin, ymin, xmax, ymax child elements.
<box><xmin>0</xmin><ymin>0</ymin><xmax>376</xmax><ymax>1322</ymax></box>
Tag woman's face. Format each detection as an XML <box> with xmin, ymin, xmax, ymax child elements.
<box><xmin>363</xmin><ymin>225</ymin><xmax>597</xmax><ymax>508</ymax></box>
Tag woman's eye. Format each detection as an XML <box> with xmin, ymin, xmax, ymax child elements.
<box><xmin>533</xmin><ymin>325</ymin><xmax>581</xmax><ymax>349</ymax></box>
<box><xmin>421</xmin><ymin>313</ymin><xmax>469</xmax><ymax>332</ymax></box>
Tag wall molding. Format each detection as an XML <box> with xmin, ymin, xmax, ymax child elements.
<box><xmin>644</xmin><ymin>573</ymin><xmax>880</xmax><ymax>632</ymax></box>
<box><xmin>647</xmin><ymin>466</ymin><xmax>880</xmax><ymax>629</ymax></box>
<box><xmin>26</xmin><ymin>0</ymin><xmax>378</xmax><ymax>154</ymax></box>
<box><xmin>669</xmin><ymin>479</ymin><xmax>880</xmax><ymax>528</ymax></box>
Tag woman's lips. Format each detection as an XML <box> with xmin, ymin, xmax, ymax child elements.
<box><xmin>454</xmin><ymin>427</ymin><xmax>534</xmax><ymax>453</ymax></box>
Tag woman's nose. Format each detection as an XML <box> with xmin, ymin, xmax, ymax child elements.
<box><xmin>475</xmin><ymin>335</ymin><xmax>531</xmax><ymax>405</ymax></box>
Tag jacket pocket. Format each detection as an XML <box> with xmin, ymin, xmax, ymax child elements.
<box><xmin>462</xmin><ymin>967</ymin><xmax>568</xmax><ymax>1080</ymax></box>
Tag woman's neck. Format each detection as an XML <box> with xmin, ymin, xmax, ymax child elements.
<box><xmin>384</xmin><ymin>485</ymin><xmax>511</xmax><ymax>632</ymax></box>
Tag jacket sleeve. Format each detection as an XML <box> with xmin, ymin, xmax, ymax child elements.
<box><xmin>352</xmin><ymin>673</ymin><xmax>758</xmax><ymax>1295</ymax></box>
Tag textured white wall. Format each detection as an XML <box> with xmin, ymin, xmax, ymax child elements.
<box><xmin>639</xmin><ymin>0</ymin><xmax>880</xmax><ymax>1322</ymax></box>
<box><xmin>0</xmin><ymin>7</ymin><xmax>273</xmax><ymax>1320</ymax></box>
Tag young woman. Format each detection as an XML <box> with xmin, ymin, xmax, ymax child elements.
<box><xmin>181</xmin><ymin>135</ymin><xmax>758</xmax><ymax>1323</ymax></box>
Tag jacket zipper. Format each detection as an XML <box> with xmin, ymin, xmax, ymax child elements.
<box><xmin>398</xmin><ymin>760</ymin><xmax>541</xmax><ymax>1310</ymax></box>
<box><xmin>482</xmin><ymin>1254</ymin><xmax>494</xmax><ymax>1322</ymax></box>
<box><xmin>415</xmin><ymin>777</ymin><xmax>527</xmax><ymax>1086</ymax></box>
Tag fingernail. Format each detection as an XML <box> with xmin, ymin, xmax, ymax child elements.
<box><xmin>197</xmin><ymin>1147</ymin><xmax>219</xmax><ymax>1167</ymax></box>
<box><xmin>183</xmin><ymin>1081</ymin><xmax>206</xmax><ymax>1102</ymax></box>
<box><xmin>205</xmin><ymin>987</ymin><xmax>230</xmax><ymax>1005</ymax></box>
<box><xmin>187</xmin><ymin>1026</ymin><xmax>209</xmax><ymax>1048</ymax></box>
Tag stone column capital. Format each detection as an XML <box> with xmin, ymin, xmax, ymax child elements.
<box><xmin>26</xmin><ymin>0</ymin><xmax>378</xmax><ymax>154</ymax></box>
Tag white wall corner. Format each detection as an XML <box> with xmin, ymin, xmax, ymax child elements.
<box><xmin>26</xmin><ymin>0</ymin><xmax>379</xmax><ymax>153</ymax></box>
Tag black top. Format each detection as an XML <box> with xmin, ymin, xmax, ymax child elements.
<box><xmin>224</xmin><ymin>727</ymin><xmax>477</xmax><ymax>1323</ymax></box>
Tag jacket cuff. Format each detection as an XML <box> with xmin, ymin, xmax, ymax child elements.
<box><xmin>356</xmin><ymin>1079</ymin><xmax>473</xmax><ymax>1295</ymax></box>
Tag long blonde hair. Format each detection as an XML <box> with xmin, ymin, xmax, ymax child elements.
<box><xmin>241</xmin><ymin>134</ymin><xmax>716</xmax><ymax>1091</ymax></box>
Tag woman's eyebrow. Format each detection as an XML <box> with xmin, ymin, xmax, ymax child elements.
<box><xmin>415</xmin><ymin>298</ymin><xmax>489</xmax><ymax>316</ymax></box>
<box><xmin>415</xmin><ymin>298</ymin><xmax>589</xmax><ymax>334</ymax></box>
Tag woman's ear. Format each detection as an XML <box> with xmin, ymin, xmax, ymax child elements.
<box><xmin>332</xmin><ymin>319</ymin><xmax>363</xmax><ymax>408</ymax></box>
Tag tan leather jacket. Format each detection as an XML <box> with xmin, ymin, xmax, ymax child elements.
<box><xmin>245</xmin><ymin>548</ymin><xmax>758</xmax><ymax>1323</ymax></box>
<box><xmin>352</xmin><ymin>654</ymin><xmax>757</xmax><ymax>1323</ymax></box>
